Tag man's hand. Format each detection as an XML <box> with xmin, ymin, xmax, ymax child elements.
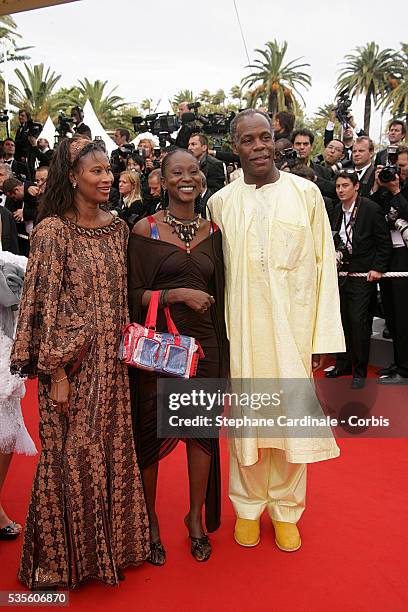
<box><xmin>27</xmin><ymin>185</ymin><xmax>39</xmax><ymax>197</ymax></box>
<box><xmin>13</xmin><ymin>209</ymin><xmax>23</xmax><ymax>222</ymax></box>
<box><xmin>329</xmin><ymin>109</ymin><xmax>337</xmax><ymax>123</ymax></box>
<box><xmin>367</xmin><ymin>270</ymin><xmax>383</xmax><ymax>282</ymax></box>
<box><xmin>145</xmin><ymin>158</ymin><xmax>154</xmax><ymax>171</ymax></box>
<box><xmin>347</xmin><ymin>113</ymin><xmax>356</xmax><ymax>129</ymax></box>
<box><xmin>27</xmin><ymin>135</ymin><xmax>37</xmax><ymax>147</ymax></box>
<box><xmin>312</xmin><ymin>354</ymin><xmax>328</xmax><ymax>371</ymax></box>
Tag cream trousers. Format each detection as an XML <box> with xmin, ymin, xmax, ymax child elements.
<box><xmin>229</xmin><ymin>446</ymin><xmax>306</xmax><ymax>523</ymax></box>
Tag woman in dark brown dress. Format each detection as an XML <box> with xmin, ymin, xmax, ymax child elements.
<box><xmin>10</xmin><ymin>137</ymin><xmax>150</xmax><ymax>589</ymax></box>
<box><xmin>128</xmin><ymin>148</ymin><xmax>228</xmax><ymax>565</ymax></box>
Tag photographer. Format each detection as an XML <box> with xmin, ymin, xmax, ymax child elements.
<box><xmin>326</xmin><ymin>171</ymin><xmax>392</xmax><ymax>389</ymax></box>
<box><xmin>145</xmin><ymin>168</ymin><xmax>162</xmax><ymax>214</ymax></box>
<box><xmin>291</xmin><ymin>128</ymin><xmax>336</xmax><ymax>198</ymax></box>
<box><xmin>324</xmin><ymin>109</ymin><xmax>366</xmax><ymax>160</ymax></box>
<box><xmin>3</xmin><ymin>177</ymin><xmax>39</xmax><ymax>256</ymax></box>
<box><xmin>0</xmin><ymin>138</ymin><xmax>28</xmax><ymax>180</ymax></box>
<box><xmin>272</xmin><ymin>111</ymin><xmax>295</xmax><ymax>141</ymax></box>
<box><xmin>371</xmin><ymin>145</ymin><xmax>408</xmax><ymax>383</ymax></box>
<box><xmin>110</xmin><ymin>128</ymin><xmax>133</xmax><ymax>187</ymax></box>
<box><xmin>14</xmin><ymin>109</ymin><xmax>31</xmax><ymax>163</ymax></box>
<box><xmin>70</xmin><ymin>106</ymin><xmax>92</xmax><ymax>139</ymax></box>
<box><xmin>174</xmin><ymin>101</ymin><xmax>200</xmax><ymax>149</ymax></box>
<box><xmin>314</xmin><ymin>139</ymin><xmax>349</xmax><ymax>175</ymax></box>
<box><xmin>352</xmin><ymin>136</ymin><xmax>375</xmax><ymax>196</ymax></box>
<box><xmin>375</xmin><ymin>120</ymin><xmax>406</xmax><ymax>166</ymax></box>
<box><xmin>136</xmin><ymin>138</ymin><xmax>159</xmax><ymax>175</ymax></box>
<box><xmin>188</xmin><ymin>133</ymin><xmax>225</xmax><ymax>195</ymax></box>
<box><xmin>26</xmin><ymin>136</ymin><xmax>53</xmax><ymax>167</ymax></box>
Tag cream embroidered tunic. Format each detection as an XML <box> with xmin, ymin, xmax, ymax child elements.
<box><xmin>208</xmin><ymin>172</ymin><xmax>345</xmax><ymax>466</ymax></box>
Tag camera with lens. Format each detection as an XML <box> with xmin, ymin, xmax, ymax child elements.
<box><xmin>118</xmin><ymin>143</ymin><xmax>135</xmax><ymax>159</ymax></box>
<box><xmin>276</xmin><ymin>147</ymin><xmax>299</xmax><ymax>169</ymax></box>
<box><xmin>387</xmin><ymin>206</ymin><xmax>408</xmax><ymax>248</ymax></box>
<box><xmin>332</xmin><ymin>230</ymin><xmax>351</xmax><ymax>270</ymax></box>
<box><xmin>378</xmin><ymin>145</ymin><xmax>400</xmax><ymax>183</ymax></box>
<box><xmin>56</xmin><ymin>112</ymin><xmax>73</xmax><ymax>137</ymax></box>
<box><xmin>394</xmin><ymin>218</ymin><xmax>408</xmax><ymax>248</ymax></box>
<box><xmin>335</xmin><ymin>91</ymin><xmax>352</xmax><ymax>129</ymax></box>
<box><xmin>0</xmin><ymin>109</ymin><xmax>9</xmax><ymax>123</ymax></box>
<box><xmin>25</xmin><ymin>119</ymin><xmax>43</xmax><ymax>138</ymax></box>
<box><xmin>132</xmin><ymin>113</ymin><xmax>181</xmax><ymax>149</ymax></box>
<box><xmin>331</xmin><ymin>158</ymin><xmax>355</xmax><ymax>174</ymax></box>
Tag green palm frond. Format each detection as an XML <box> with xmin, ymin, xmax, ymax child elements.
<box><xmin>241</xmin><ymin>39</ymin><xmax>311</xmax><ymax>115</ymax></box>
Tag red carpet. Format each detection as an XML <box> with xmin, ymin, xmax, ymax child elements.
<box><xmin>1</xmin><ymin>380</ymin><xmax>407</xmax><ymax>611</ymax></box>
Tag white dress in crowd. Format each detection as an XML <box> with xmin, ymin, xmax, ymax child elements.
<box><xmin>0</xmin><ymin>248</ymin><xmax>36</xmax><ymax>456</ymax></box>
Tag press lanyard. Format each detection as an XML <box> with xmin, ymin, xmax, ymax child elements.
<box><xmin>343</xmin><ymin>199</ymin><xmax>359</xmax><ymax>253</ymax></box>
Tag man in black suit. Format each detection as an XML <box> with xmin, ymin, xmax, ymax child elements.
<box><xmin>70</xmin><ymin>106</ymin><xmax>92</xmax><ymax>140</ymax></box>
<box><xmin>0</xmin><ymin>205</ymin><xmax>19</xmax><ymax>254</ymax></box>
<box><xmin>371</xmin><ymin>145</ymin><xmax>408</xmax><ymax>384</ymax></box>
<box><xmin>14</xmin><ymin>109</ymin><xmax>31</xmax><ymax>164</ymax></box>
<box><xmin>198</xmin><ymin>171</ymin><xmax>211</xmax><ymax>218</ymax></box>
<box><xmin>27</xmin><ymin>136</ymin><xmax>54</xmax><ymax>167</ymax></box>
<box><xmin>291</xmin><ymin>128</ymin><xmax>336</xmax><ymax>198</ymax></box>
<box><xmin>326</xmin><ymin>171</ymin><xmax>392</xmax><ymax>388</ymax></box>
<box><xmin>1</xmin><ymin>138</ymin><xmax>29</xmax><ymax>180</ymax></box>
<box><xmin>188</xmin><ymin>133</ymin><xmax>225</xmax><ymax>195</ymax></box>
<box><xmin>3</xmin><ymin>177</ymin><xmax>38</xmax><ymax>256</ymax></box>
<box><xmin>324</xmin><ymin>110</ymin><xmax>366</xmax><ymax>161</ymax></box>
<box><xmin>352</xmin><ymin>136</ymin><xmax>376</xmax><ymax>197</ymax></box>
<box><xmin>375</xmin><ymin>120</ymin><xmax>406</xmax><ymax>167</ymax></box>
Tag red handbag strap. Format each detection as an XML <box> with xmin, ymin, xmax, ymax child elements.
<box><xmin>145</xmin><ymin>291</ymin><xmax>160</xmax><ymax>328</ymax></box>
<box><xmin>163</xmin><ymin>306</ymin><xmax>180</xmax><ymax>336</ymax></box>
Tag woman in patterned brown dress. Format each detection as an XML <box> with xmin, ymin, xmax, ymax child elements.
<box><xmin>10</xmin><ymin>137</ymin><xmax>150</xmax><ymax>590</ymax></box>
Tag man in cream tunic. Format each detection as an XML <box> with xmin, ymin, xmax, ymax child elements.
<box><xmin>207</xmin><ymin>110</ymin><xmax>345</xmax><ymax>551</ymax></box>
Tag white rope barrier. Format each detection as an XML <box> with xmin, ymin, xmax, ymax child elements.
<box><xmin>338</xmin><ymin>271</ymin><xmax>408</xmax><ymax>278</ymax></box>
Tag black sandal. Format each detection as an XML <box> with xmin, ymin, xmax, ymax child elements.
<box><xmin>0</xmin><ymin>521</ymin><xmax>22</xmax><ymax>541</ymax></box>
<box><xmin>147</xmin><ymin>541</ymin><xmax>166</xmax><ymax>566</ymax></box>
<box><xmin>189</xmin><ymin>535</ymin><xmax>212</xmax><ymax>562</ymax></box>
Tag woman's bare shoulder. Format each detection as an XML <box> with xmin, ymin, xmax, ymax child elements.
<box><xmin>132</xmin><ymin>216</ymin><xmax>151</xmax><ymax>237</ymax></box>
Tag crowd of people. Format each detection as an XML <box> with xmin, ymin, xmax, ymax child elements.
<box><xmin>0</xmin><ymin>101</ymin><xmax>407</xmax><ymax>590</ymax></box>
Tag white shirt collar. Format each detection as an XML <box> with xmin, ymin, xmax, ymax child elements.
<box><xmin>342</xmin><ymin>200</ymin><xmax>356</xmax><ymax>214</ymax></box>
<box><xmin>356</xmin><ymin>163</ymin><xmax>371</xmax><ymax>176</ymax></box>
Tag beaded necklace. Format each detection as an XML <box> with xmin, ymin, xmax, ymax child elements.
<box><xmin>163</xmin><ymin>210</ymin><xmax>201</xmax><ymax>254</ymax></box>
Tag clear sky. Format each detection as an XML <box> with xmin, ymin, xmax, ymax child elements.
<box><xmin>9</xmin><ymin>0</ymin><xmax>408</xmax><ymax>141</ymax></box>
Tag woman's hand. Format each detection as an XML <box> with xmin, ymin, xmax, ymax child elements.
<box><xmin>49</xmin><ymin>372</ymin><xmax>70</xmax><ymax>415</ymax></box>
<box><xmin>175</xmin><ymin>289</ymin><xmax>215</xmax><ymax>313</ymax></box>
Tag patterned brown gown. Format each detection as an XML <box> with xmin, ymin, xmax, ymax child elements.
<box><xmin>10</xmin><ymin>215</ymin><xmax>150</xmax><ymax>589</ymax></box>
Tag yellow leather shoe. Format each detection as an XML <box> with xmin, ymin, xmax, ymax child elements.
<box><xmin>271</xmin><ymin>520</ymin><xmax>301</xmax><ymax>552</ymax></box>
<box><xmin>234</xmin><ymin>518</ymin><xmax>260</xmax><ymax>547</ymax></box>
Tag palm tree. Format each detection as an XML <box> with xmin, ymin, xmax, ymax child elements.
<box><xmin>336</xmin><ymin>42</ymin><xmax>398</xmax><ymax>134</ymax></box>
<box><xmin>71</xmin><ymin>78</ymin><xmax>125</xmax><ymax>128</ymax></box>
<box><xmin>241</xmin><ymin>40</ymin><xmax>311</xmax><ymax>116</ymax></box>
<box><xmin>12</xmin><ymin>63</ymin><xmax>61</xmax><ymax>121</ymax></box>
<box><xmin>141</xmin><ymin>98</ymin><xmax>154</xmax><ymax>113</ymax></box>
<box><xmin>170</xmin><ymin>89</ymin><xmax>197</xmax><ymax>113</ymax></box>
<box><xmin>113</xmin><ymin>104</ymin><xmax>142</xmax><ymax>133</ymax></box>
<box><xmin>199</xmin><ymin>89</ymin><xmax>212</xmax><ymax>105</ymax></box>
<box><xmin>381</xmin><ymin>43</ymin><xmax>408</xmax><ymax>126</ymax></box>
<box><xmin>230</xmin><ymin>85</ymin><xmax>243</xmax><ymax>107</ymax></box>
<box><xmin>0</xmin><ymin>15</ymin><xmax>31</xmax><ymax>62</ymax></box>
